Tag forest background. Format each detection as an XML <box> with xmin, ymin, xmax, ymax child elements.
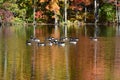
<box><xmin>0</xmin><ymin>0</ymin><xmax>118</xmax><ymax>25</ymax></box>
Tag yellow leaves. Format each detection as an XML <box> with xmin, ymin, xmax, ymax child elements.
<box><xmin>59</xmin><ymin>0</ymin><xmax>64</xmax><ymax>1</ymax></box>
<box><xmin>28</xmin><ymin>0</ymin><xmax>32</xmax><ymax>4</ymax></box>
<box><xmin>76</xmin><ymin>15</ymin><xmax>83</xmax><ymax>20</ymax></box>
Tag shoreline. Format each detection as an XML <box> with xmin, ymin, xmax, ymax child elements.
<box><xmin>0</xmin><ymin>21</ymin><xmax>119</xmax><ymax>27</ymax></box>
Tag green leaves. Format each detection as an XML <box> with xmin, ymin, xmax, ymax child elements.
<box><xmin>99</xmin><ymin>3</ymin><xmax>116</xmax><ymax>21</ymax></box>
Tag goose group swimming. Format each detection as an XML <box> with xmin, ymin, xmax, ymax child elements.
<box><xmin>26</xmin><ymin>36</ymin><xmax>79</xmax><ymax>47</ymax></box>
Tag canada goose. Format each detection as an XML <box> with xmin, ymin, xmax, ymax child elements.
<box><xmin>69</xmin><ymin>37</ymin><xmax>79</xmax><ymax>44</ymax></box>
<box><xmin>45</xmin><ymin>41</ymin><xmax>53</xmax><ymax>46</ymax></box>
<box><xmin>26</xmin><ymin>40</ymin><xmax>32</xmax><ymax>46</ymax></box>
<box><xmin>90</xmin><ymin>37</ymin><xmax>98</xmax><ymax>41</ymax></box>
<box><xmin>45</xmin><ymin>36</ymin><xmax>54</xmax><ymax>41</ymax></box>
<box><xmin>60</xmin><ymin>37</ymin><xmax>69</xmax><ymax>42</ymax></box>
<box><xmin>57</xmin><ymin>41</ymin><xmax>65</xmax><ymax>47</ymax></box>
<box><xmin>30</xmin><ymin>36</ymin><xmax>40</xmax><ymax>42</ymax></box>
<box><xmin>69</xmin><ymin>37</ymin><xmax>79</xmax><ymax>41</ymax></box>
<box><xmin>34</xmin><ymin>38</ymin><xmax>40</xmax><ymax>43</ymax></box>
<box><xmin>38</xmin><ymin>42</ymin><xmax>46</xmax><ymax>46</ymax></box>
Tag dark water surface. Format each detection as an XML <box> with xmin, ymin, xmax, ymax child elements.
<box><xmin>0</xmin><ymin>24</ymin><xmax>120</xmax><ymax>80</ymax></box>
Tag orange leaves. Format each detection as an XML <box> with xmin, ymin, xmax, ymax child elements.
<box><xmin>69</xmin><ymin>5</ymin><xmax>76</xmax><ymax>10</ymax></box>
<box><xmin>74</xmin><ymin>0</ymin><xmax>92</xmax><ymax>6</ymax></box>
<box><xmin>46</xmin><ymin>1</ymin><xmax>60</xmax><ymax>15</ymax></box>
<box><xmin>83</xmin><ymin>0</ymin><xmax>93</xmax><ymax>5</ymax></box>
<box><xmin>39</xmin><ymin>0</ymin><xmax>59</xmax><ymax>13</ymax></box>
<box><xmin>39</xmin><ymin>0</ymin><xmax>48</xmax><ymax>3</ymax></box>
<box><xmin>70</xmin><ymin>5</ymin><xmax>83</xmax><ymax>11</ymax></box>
<box><xmin>51</xmin><ymin>2</ymin><xmax>60</xmax><ymax>12</ymax></box>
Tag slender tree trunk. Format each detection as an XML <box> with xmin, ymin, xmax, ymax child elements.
<box><xmin>33</xmin><ymin>0</ymin><xmax>36</xmax><ymax>25</ymax></box>
<box><xmin>65</xmin><ymin>0</ymin><xmax>67</xmax><ymax>24</ymax></box>
<box><xmin>55</xmin><ymin>11</ymin><xmax>58</xmax><ymax>25</ymax></box>
<box><xmin>84</xmin><ymin>7</ymin><xmax>87</xmax><ymax>23</ymax></box>
<box><xmin>117</xmin><ymin>0</ymin><xmax>120</xmax><ymax>23</ymax></box>
<box><xmin>115</xmin><ymin>0</ymin><xmax>119</xmax><ymax>23</ymax></box>
<box><xmin>94</xmin><ymin>0</ymin><xmax>97</xmax><ymax>23</ymax></box>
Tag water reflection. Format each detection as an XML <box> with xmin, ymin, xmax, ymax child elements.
<box><xmin>93</xmin><ymin>24</ymin><xmax>98</xmax><ymax>80</ymax></box>
<box><xmin>0</xmin><ymin>24</ymin><xmax>120</xmax><ymax>80</ymax></box>
<box><xmin>84</xmin><ymin>25</ymin><xmax>87</xmax><ymax>37</ymax></box>
<box><xmin>64</xmin><ymin>25</ymin><xmax>68</xmax><ymax>38</ymax></box>
<box><xmin>114</xmin><ymin>24</ymin><xmax>120</xmax><ymax>80</ymax></box>
<box><xmin>3</xmin><ymin>43</ymin><xmax>7</xmax><ymax>80</ymax></box>
<box><xmin>30</xmin><ymin>44</ymin><xmax>36</xmax><ymax>80</ymax></box>
<box><xmin>33</xmin><ymin>24</ymin><xmax>36</xmax><ymax>37</ymax></box>
<box><xmin>64</xmin><ymin>25</ymin><xmax>70</xmax><ymax>80</ymax></box>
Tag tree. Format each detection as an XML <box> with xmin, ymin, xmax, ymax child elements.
<box><xmin>99</xmin><ymin>3</ymin><xmax>116</xmax><ymax>22</ymax></box>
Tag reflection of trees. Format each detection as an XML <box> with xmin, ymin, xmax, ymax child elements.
<box><xmin>35</xmin><ymin>45</ymin><xmax>68</xmax><ymax>80</ymax></box>
<box><xmin>82</xmin><ymin>25</ymin><xmax>94</xmax><ymax>37</ymax></box>
<box><xmin>0</xmin><ymin>26</ymin><xmax>33</xmax><ymax>80</ymax></box>
<box><xmin>71</xmin><ymin>36</ymin><xmax>94</xmax><ymax>80</ymax></box>
<box><xmin>114</xmin><ymin>25</ymin><xmax>120</xmax><ymax>80</ymax></box>
<box><xmin>0</xmin><ymin>25</ymin><xmax>117</xmax><ymax>80</ymax></box>
<box><xmin>103</xmin><ymin>38</ymin><xmax>115</xmax><ymax>80</ymax></box>
<box><xmin>99</xmin><ymin>25</ymin><xmax>116</xmax><ymax>37</ymax></box>
<box><xmin>70</xmin><ymin>35</ymin><xmax>115</xmax><ymax>80</ymax></box>
<box><xmin>35</xmin><ymin>25</ymin><xmax>70</xmax><ymax>80</ymax></box>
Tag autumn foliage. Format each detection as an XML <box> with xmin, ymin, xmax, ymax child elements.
<box><xmin>0</xmin><ymin>9</ymin><xmax>13</xmax><ymax>22</ymax></box>
<box><xmin>0</xmin><ymin>0</ymin><xmax>117</xmax><ymax>23</ymax></box>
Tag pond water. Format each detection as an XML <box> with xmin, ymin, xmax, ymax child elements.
<box><xmin>0</xmin><ymin>24</ymin><xmax>120</xmax><ymax>80</ymax></box>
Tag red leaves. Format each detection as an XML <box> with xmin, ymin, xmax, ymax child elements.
<box><xmin>74</xmin><ymin>0</ymin><xmax>83</xmax><ymax>3</ymax></box>
<box><xmin>0</xmin><ymin>9</ymin><xmax>13</xmax><ymax>22</ymax></box>
<box><xmin>70</xmin><ymin>0</ymin><xmax>92</xmax><ymax>11</ymax></box>
<box><xmin>35</xmin><ymin>11</ymin><xmax>43</xmax><ymax>19</ymax></box>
